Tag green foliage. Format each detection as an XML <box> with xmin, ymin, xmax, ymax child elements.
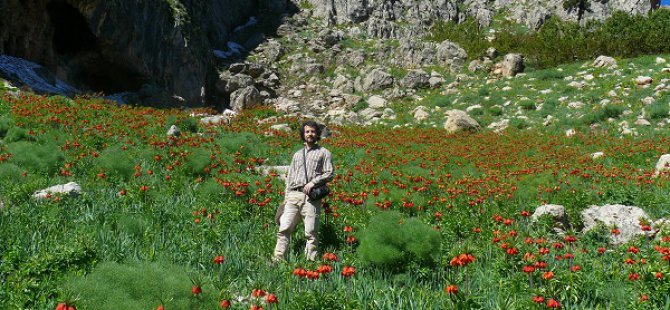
<box><xmin>583</xmin><ymin>104</ymin><xmax>624</xmax><ymax>124</ymax></box>
<box><xmin>183</xmin><ymin>148</ymin><xmax>212</xmax><ymax>177</ymax></box>
<box><xmin>0</xmin><ymin>116</ymin><xmax>13</xmax><ymax>138</ymax></box>
<box><xmin>4</xmin><ymin>127</ymin><xmax>33</xmax><ymax>143</ymax></box>
<box><xmin>0</xmin><ymin>163</ymin><xmax>22</xmax><ymax>181</ymax></box>
<box><xmin>290</xmin><ymin>290</ymin><xmax>355</xmax><ymax>310</ymax></box>
<box><xmin>6</xmin><ymin>142</ymin><xmax>64</xmax><ymax>175</ymax></box>
<box><xmin>428</xmin><ymin>10</ymin><xmax>670</xmax><ymax>69</ymax></box>
<box><xmin>98</xmin><ymin>145</ymin><xmax>135</xmax><ymax>180</ymax></box>
<box><xmin>64</xmin><ymin>261</ymin><xmax>212</xmax><ymax>310</ymax></box>
<box><xmin>166</xmin><ymin>115</ymin><xmax>198</xmax><ymax>133</ymax></box>
<box><xmin>647</xmin><ymin>102</ymin><xmax>669</xmax><ymax>119</ymax></box>
<box><xmin>358</xmin><ymin>211</ymin><xmax>441</xmax><ymax>272</ymax></box>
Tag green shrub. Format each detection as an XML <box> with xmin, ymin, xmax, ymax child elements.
<box><xmin>98</xmin><ymin>145</ymin><xmax>135</xmax><ymax>180</ymax></box>
<box><xmin>647</xmin><ymin>102</ymin><xmax>669</xmax><ymax>120</ymax></box>
<box><xmin>7</xmin><ymin>142</ymin><xmax>65</xmax><ymax>175</ymax></box>
<box><xmin>0</xmin><ymin>116</ymin><xmax>13</xmax><ymax>138</ymax></box>
<box><xmin>166</xmin><ymin>115</ymin><xmax>198</xmax><ymax>133</ymax></box>
<box><xmin>64</xmin><ymin>261</ymin><xmax>214</xmax><ymax>310</ymax></box>
<box><xmin>0</xmin><ymin>163</ymin><xmax>23</xmax><ymax>180</ymax></box>
<box><xmin>4</xmin><ymin>127</ymin><xmax>33</xmax><ymax>143</ymax></box>
<box><xmin>184</xmin><ymin>148</ymin><xmax>212</xmax><ymax>176</ymax></box>
<box><xmin>358</xmin><ymin>211</ymin><xmax>441</xmax><ymax>272</ymax></box>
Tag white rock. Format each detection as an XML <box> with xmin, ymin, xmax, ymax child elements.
<box><xmin>33</xmin><ymin>182</ymin><xmax>82</xmax><ymax>199</ymax></box>
<box><xmin>591</xmin><ymin>152</ymin><xmax>604</xmax><ymax>159</ymax></box>
<box><xmin>654</xmin><ymin>154</ymin><xmax>670</xmax><ymax>176</ymax></box>
<box><xmin>566</xmin><ymin>129</ymin><xmax>576</xmax><ymax>137</ymax></box>
<box><xmin>641</xmin><ymin>97</ymin><xmax>655</xmax><ymax>105</ymax></box>
<box><xmin>367</xmin><ymin>95</ymin><xmax>388</xmax><ymax>109</ymax></box>
<box><xmin>635</xmin><ymin>76</ymin><xmax>653</xmax><ymax>85</ymax></box>
<box><xmin>657</xmin><ymin>57</ymin><xmax>667</xmax><ymax>64</ymax></box>
<box><xmin>581</xmin><ymin>204</ymin><xmax>651</xmax><ymax>244</ymax></box>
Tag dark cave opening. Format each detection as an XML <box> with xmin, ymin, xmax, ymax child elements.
<box><xmin>46</xmin><ymin>0</ymin><xmax>146</xmax><ymax>94</ymax></box>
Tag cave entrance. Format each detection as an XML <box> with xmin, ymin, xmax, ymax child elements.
<box><xmin>46</xmin><ymin>0</ymin><xmax>145</xmax><ymax>94</ymax></box>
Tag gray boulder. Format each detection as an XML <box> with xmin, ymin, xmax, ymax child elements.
<box><xmin>443</xmin><ymin>109</ymin><xmax>481</xmax><ymax>133</ymax></box>
<box><xmin>33</xmin><ymin>182</ymin><xmax>82</xmax><ymax>199</ymax></box>
<box><xmin>493</xmin><ymin>53</ymin><xmax>524</xmax><ymax>77</ymax></box>
<box><xmin>401</xmin><ymin>69</ymin><xmax>430</xmax><ymax>89</ymax></box>
<box><xmin>581</xmin><ymin>204</ymin><xmax>651</xmax><ymax>244</ymax></box>
<box><xmin>593</xmin><ymin>56</ymin><xmax>617</xmax><ymax>68</ymax></box>
<box><xmin>230</xmin><ymin>86</ymin><xmax>262</xmax><ymax>111</ymax></box>
<box><xmin>357</xmin><ymin>68</ymin><xmax>394</xmax><ymax>92</ymax></box>
<box><xmin>531</xmin><ymin>204</ymin><xmax>569</xmax><ymax>230</ymax></box>
<box><xmin>436</xmin><ymin>40</ymin><xmax>467</xmax><ymax>73</ymax></box>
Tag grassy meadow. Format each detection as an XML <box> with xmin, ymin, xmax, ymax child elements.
<box><xmin>2</xmin><ymin>54</ymin><xmax>670</xmax><ymax>309</ymax></box>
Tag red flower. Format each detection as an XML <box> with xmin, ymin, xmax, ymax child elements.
<box><xmin>564</xmin><ymin>235</ymin><xmax>577</xmax><ymax>243</ymax></box>
<box><xmin>213</xmin><ymin>255</ymin><xmax>225</xmax><ymax>265</ymax></box>
<box><xmin>543</xmin><ymin>271</ymin><xmax>554</xmax><ymax>280</ymax></box>
<box><xmin>520</xmin><ymin>210</ymin><xmax>531</xmax><ymax>217</ymax></box>
<box><xmin>656</xmin><ymin>272</ymin><xmax>664</xmax><ymax>279</ymax></box>
<box><xmin>252</xmin><ymin>289</ymin><xmax>267</xmax><ymax>298</ymax></box>
<box><xmin>532</xmin><ymin>296</ymin><xmax>545</xmax><ymax>303</ymax></box>
<box><xmin>546</xmin><ymin>298</ymin><xmax>561</xmax><ymax>308</ymax></box>
<box><xmin>265</xmin><ymin>294</ymin><xmax>278</xmax><ymax>304</ymax></box>
<box><xmin>641</xmin><ymin>294</ymin><xmax>649</xmax><ymax>302</ymax></box>
<box><xmin>250</xmin><ymin>305</ymin><xmax>264</xmax><ymax>310</ymax></box>
<box><xmin>570</xmin><ymin>265</ymin><xmax>581</xmax><ymax>272</ymax></box>
<box><xmin>597</xmin><ymin>247</ymin><xmax>606</xmax><ymax>254</ymax></box>
<box><xmin>341</xmin><ymin>266</ymin><xmax>356</xmax><ymax>278</ymax></box>
<box><xmin>317</xmin><ymin>264</ymin><xmax>333</xmax><ymax>274</ymax></box>
<box><xmin>444</xmin><ymin>284</ymin><xmax>458</xmax><ymax>295</ymax></box>
<box><xmin>156</xmin><ymin>305</ymin><xmax>164</xmax><ymax>310</ymax></box>
<box><xmin>629</xmin><ymin>273</ymin><xmax>640</xmax><ymax>281</ymax></box>
<box><xmin>522</xmin><ymin>265</ymin><xmax>535</xmax><ymax>274</ymax></box>
<box><xmin>220</xmin><ymin>300</ymin><xmax>231</xmax><ymax>308</ymax></box>
<box><xmin>343</xmin><ymin>225</ymin><xmax>353</xmax><ymax>232</ymax></box>
<box><xmin>293</xmin><ymin>267</ymin><xmax>307</xmax><ymax>278</ymax></box>
<box><xmin>191</xmin><ymin>285</ymin><xmax>202</xmax><ymax>295</ymax></box>
<box><xmin>611</xmin><ymin>228</ymin><xmax>620</xmax><ymax>235</ymax></box>
<box><xmin>322</xmin><ymin>252</ymin><xmax>338</xmax><ymax>262</ymax></box>
<box><xmin>140</xmin><ymin>185</ymin><xmax>149</xmax><ymax>191</ymax></box>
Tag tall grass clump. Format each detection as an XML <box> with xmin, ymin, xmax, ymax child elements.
<box><xmin>6</xmin><ymin>142</ymin><xmax>65</xmax><ymax>175</ymax></box>
<box><xmin>184</xmin><ymin>148</ymin><xmax>212</xmax><ymax>176</ymax></box>
<box><xmin>0</xmin><ymin>116</ymin><xmax>14</xmax><ymax>138</ymax></box>
<box><xmin>358</xmin><ymin>211</ymin><xmax>441</xmax><ymax>272</ymax></box>
<box><xmin>97</xmin><ymin>145</ymin><xmax>135</xmax><ymax>180</ymax></box>
<box><xmin>64</xmin><ymin>261</ymin><xmax>214</xmax><ymax>309</ymax></box>
<box><xmin>4</xmin><ymin>127</ymin><xmax>34</xmax><ymax>143</ymax></box>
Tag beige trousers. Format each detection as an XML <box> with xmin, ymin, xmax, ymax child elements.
<box><xmin>273</xmin><ymin>190</ymin><xmax>321</xmax><ymax>261</ymax></box>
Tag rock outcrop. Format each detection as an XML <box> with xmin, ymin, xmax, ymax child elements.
<box><xmin>0</xmin><ymin>0</ymin><xmax>291</xmax><ymax>106</ymax></box>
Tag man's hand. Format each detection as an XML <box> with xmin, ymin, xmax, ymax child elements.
<box><xmin>303</xmin><ymin>183</ymin><xmax>314</xmax><ymax>195</ymax></box>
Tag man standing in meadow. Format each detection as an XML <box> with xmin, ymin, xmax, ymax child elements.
<box><xmin>273</xmin><ymin>120</ymin><xmax>334</xmax><ymax>262</ymax></box>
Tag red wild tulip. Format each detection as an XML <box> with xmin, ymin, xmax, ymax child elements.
<box><xmin>156</xmin><ymin>305</ymin><xmax>164</xmax><ymax>310</ymax></box>
<box><xmin>546</xmin><ymin>298</ymin><xmax>560</xmax><ymax>308</ymax></box>
<box><xmin>191</xmin><ymin>285</ymin><xmax>202</xmax><ymax>295</ymax></box>
<box><xmin>444</xmin><ymin>284</ymin><xmax>458</xmax><ymax>295</ymax></box>
<box><xmin>322</xmin><ymin>252</ymin><xmax>338</xmax><ymax>262</ymax></box>
<box><xmin>522</xmin><ymin>265</ymin><xmax>535</xmax><ymax>273</ymax></box>
<box><xmin>543</xmin><ymin>271</ymin><xmax>554</xmax><ymax>280</ymax></box>
<box><xmin>213</xmin><ymin>255</ymin><xmax>225</xmax><ymax>264</ymax></box>
<box><xmin>641</xmin><ymin>294</ymin><xmax>649</xmax><ymax>302</ymax></box>
<box><xmin>265</xmin><ymin>293</ymin><xmax>278</xmax><ymax>304</ymax></box>
<box><xmin>532</xmin><ymin>296</ymin><xmax>545</xmax><ymax>303</ymax></box>
<box><xmin>250</xmin><ymin>305</ymin><xmax>264</xmax><ymax>310</ymax></box>
<box><xmin>220</xmin><ymin>300</ymin><xmax>231</xmax><ymax>308</ymax></box>
<box><xmin>252</xmin><ymin>289</ymin><xmax>267</xmax><ymax>298</ymax></box>
<box><xmin>341</xmin><ymin>266</ymin><xmax>356</xmax><ymax>278</ymax></box>
<box><xmin>629</xmin><ymin>273</ymin><xmax>640</xmax><ymax>281</ymax></box>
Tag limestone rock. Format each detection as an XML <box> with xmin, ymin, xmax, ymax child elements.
<box><xmin>593</xmin><ymin>56</ymin><xmax>617</xmax><ymax>68</ymax></box>
<box><xmin>581</xmin><ymin>204</ymin><xmax>651</xmax><ymax>244</ymax></box>
<box><xmin>532</xmin><ymin>204</ymin><xmax>568</xmax><ymax>229</ymax></box>
<box><xmin>654</xmin><ymin>154</ymin><xmax>670</xmax><ymax>176</ymax></box>
<box><xmin>443</xmin><ymin>109</ymin><xmax>480</xmax><ymax>133</ymax></box>
<box><xmin>493</xmin><ymin>53</ymin><xmax>524</xmax><ymax>77</ymax></box>
<box><xmin>33</xmin><ymin>182</ymin><xmax>82</xmax><ymax>199</ymax></box>
<box><xmin>401</xmin><ymin>69</ymin><xmax>430</xmax><ymax>89</ymax></box>
<box><xmin>230</xmin><ymin>86</ymin><xmax>262</xmax><ymax>111</ymax></box>
<box><xmin>167</xmin><ymin>125</ymin><xmax>181</xmax><ymax>138</ymax></box>
<box><xmin>367</xmin><ymin>95</ymin><xmax>388</xmax><ymax>109</ymax></box>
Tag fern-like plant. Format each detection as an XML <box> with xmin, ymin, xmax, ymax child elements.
<box><xmin>358</xmin><ymin>211</ymin><xmax>441</xmax><ymax>272</ymax></box>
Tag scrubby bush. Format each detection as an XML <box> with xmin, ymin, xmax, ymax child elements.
<box><xmin>6</xmin><ymin>142</ymin><xmax>64</xmax><ymax>175</ymax></box>
<box><xmin>647</xmin><ymin>102</ymin><xmax>669</xmax><ymax>120</ymax></box>
<box><xmin>4</xmin><ymin>127</ymin><xmax>34</xmax><ymax>143</ymax></box>
<box><xmin>0</xmin><ymin>163</ymin><xmax>23</xmax><ymax>180</ymax></box>
<box><xmin>97</xmin><ymin>145</ymin><xmax>135</xmax><ymax>180</ymax></box>
<box><xmin>183</xmin><ymin>148</ymin><xmax>212</xmax><ymax>177</ymax></box>
<box><xmin>429</xmin><ymin>9</ymin><xmax>670</xmax><ymax>69</ymax></box>
<box><xmin>0</xmin><ymin>116</ymin><xmax>13</xmax><ymax>138</ymax></box>
<box><xmin>358</xmin><ymin>211</ymin><xmax>441</xmax><ymax>272</ymax></box>
<box><xmin>64</xmin><ymin>261</ymin><xmax>214</xmax><ymax>309</ymax></box>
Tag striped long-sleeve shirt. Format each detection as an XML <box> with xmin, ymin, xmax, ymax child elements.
<box><xmin>285</xmin><ymin>144</ymin><xmax>334</xmax><ymax>192</ymax></box>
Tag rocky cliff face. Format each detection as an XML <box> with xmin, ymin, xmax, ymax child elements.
<box><xmin>0</xmin><ymin>0</ymin><xmax>290</xmax><ymax>106</ymax></box>
<box><xmin>308</xmin><ymin>0</ymin><xmax>660</xmax><ymax>38</ymax></box>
